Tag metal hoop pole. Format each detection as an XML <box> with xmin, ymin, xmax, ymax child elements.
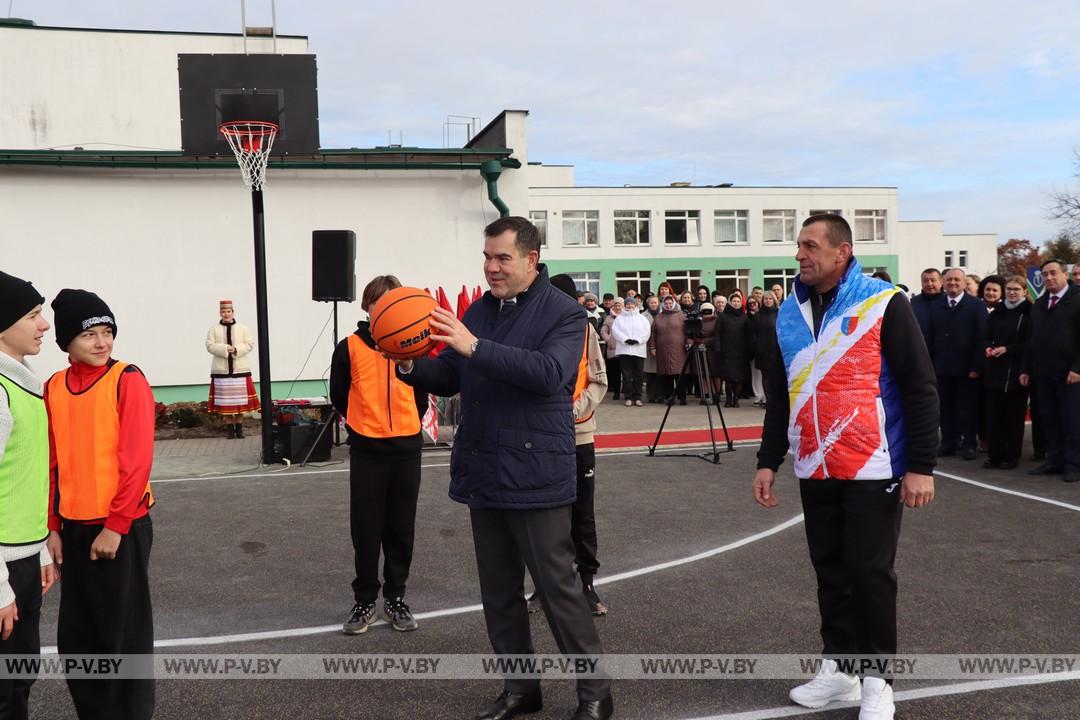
<box><xmin>251</xmin><ymin>188</ymin><xmax>275</xmax><ymax>464</ymax></box>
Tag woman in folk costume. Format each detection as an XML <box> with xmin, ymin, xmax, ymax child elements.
<box><xmin>205</xmin><ymin>300</ymin><xmax>258</xmax><ymax>438</ymax></box>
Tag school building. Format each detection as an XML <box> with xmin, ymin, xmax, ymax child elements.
<box><xmin>527</xmin><ymin>164</ymin><xmax>996</xmax><ymax>299</ymax></box>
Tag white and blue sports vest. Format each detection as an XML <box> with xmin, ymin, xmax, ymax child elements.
<box><xmin>776</xmin><ymin>259</ymin><xmax>906</xmax><ymax>480</ymax></box>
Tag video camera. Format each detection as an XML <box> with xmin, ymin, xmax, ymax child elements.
<box><xmin>684</xmin><ymin>308</ymin><xmax>704</xmax><ymax>340</ymax></box>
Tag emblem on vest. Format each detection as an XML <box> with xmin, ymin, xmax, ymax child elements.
<box><xmin>840</xmin><ymin>316</ymin><xmax>859</xmax><ymax>335</ymax></box>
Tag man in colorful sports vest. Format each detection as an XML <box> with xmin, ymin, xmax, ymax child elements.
<box><xmin>753</xmin><ymin>214</ymin><xmax>938</xmax><ymax>720</ymax></box>
<box><xmin>0</xmin><ymin>271</ymin><xmax>57</xmax><ymax>720</ymax></box>
<box><xmin>46</xmin><ymin>289</ymin><xmax>156</xmax><ymax>720</ymax></box>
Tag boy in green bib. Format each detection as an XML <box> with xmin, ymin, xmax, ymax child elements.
<box><xmin>0</xmin><ymin>270</ymin><xmax>57</xmax><ymax>720</ymax></box>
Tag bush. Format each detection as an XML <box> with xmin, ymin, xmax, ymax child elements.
<box><xmin>169</xmin><ymin>406</ymin><xmax>203</xmax><ymax>428</ymax></box>
<box><xmin>154</xmin><ymin>402</ymin><xmax>169</xmax><ymax>429</ymax></box>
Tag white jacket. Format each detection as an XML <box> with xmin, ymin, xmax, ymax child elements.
<box><xmin>611</xmin><ymin>311</ymin><xmax>650</xmax><ymax>358</ymax></box>
<box><xmin>206</xmin><ymin>321</ymin><xmax>255</xmax><ymax>375</ymax></box>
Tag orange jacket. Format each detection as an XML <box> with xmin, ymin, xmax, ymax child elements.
<box><xmin>345</xmin><ymin>333</ymin><xmax>421</xmax><ymax>439</ymax></box>
<box><xmin>46</xmin><ymin>360</ymin><xmax>155</xmax><ymax>532</ymax></box>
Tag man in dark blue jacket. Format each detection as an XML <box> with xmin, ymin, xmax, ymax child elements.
<box><xmin>909</xmin><ymin>267</ymin><xmax>942</xmax><ymax>343</ymax></box>
<box><xmin>1020</xmin><ymin>259</ymin><xmax>1080</xmax><ymax>482</ymax></box>
<box><xmin>926</xmin><ymin>267</ymin><xmax>987</xmax><ymax>460</ymax></box>
<box><xmin>396</xmin><ymin>216</ymin><xmax>613</xmax><ymax>720</ymax></box>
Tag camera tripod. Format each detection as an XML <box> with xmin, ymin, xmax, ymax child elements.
<box><xmin>648</xmin><ymin>342</ymin><xmax>735</xmax><ymax>464</ymax></box>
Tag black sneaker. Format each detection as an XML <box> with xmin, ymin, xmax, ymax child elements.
<box><xmin>383</xmin><ymin>597</ymin><xmax>418</xmax><ymax>632</ymax></box>
<box><xmin>342</xmin><ymin>601</ymin><xmax>377</xmax><ymax>635</ymax></box>
<box><xmin>583</xmin><ymin>585</ymin><xmax>608</xmax><ymax>616</ymax></box>
<box><xmin>526</xmin><ymin>591</ymin><xmax>542</xmax><ymax>614</ymax></box>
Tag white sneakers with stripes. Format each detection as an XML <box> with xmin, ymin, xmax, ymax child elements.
<box><xmin>789</xmin><ymin>659</ymin><xmax>861</xmax><ymax>708</ymax></box>
<box><xmin>789</xmin><ymin>660</ymin><xmax>895</xmax><ymax>719</ymax></box>
<box><xmin>858</xmin><ymin>676</ymin><xmax>895</xmax><ymax>720</ymax></box>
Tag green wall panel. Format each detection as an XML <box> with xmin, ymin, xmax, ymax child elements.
<box><xmin>544</xmin><ymin>254</ymin><xmax>898</xmax><ymax>294</ymax></box>
<box><xmin>151</xmin><ymin>379</ymin><xmax>328</xmax><ymax>405</ymax></box>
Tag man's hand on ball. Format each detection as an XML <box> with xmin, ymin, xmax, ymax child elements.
<box><xmin>429</xmin><ymin>307</ymin><xmax>478</xmax><ymax>357</ymax></box>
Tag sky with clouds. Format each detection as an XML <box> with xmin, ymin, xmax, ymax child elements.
<box><xmin>16</xmin><ymin>0</ymin><xmax>1080</xmax><ymax>243</ymax></box>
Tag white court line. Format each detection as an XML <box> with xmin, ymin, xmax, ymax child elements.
<box><xmin>595</xmin><ymin>514</ymin><xmax>803</xmax><ymax>586</ymax></box>
<box><xmin>41</xmin><ymin>509</ymin><xmax>800</xmax><ymax>653</ymax></box>
<box><xmin>149</xmin><ymin>441</ymin><xmax>761</xmax><ymax>484</ymax></box>
<box><xmin>683</xmin><ymin>671</ymin><xmax>1080</xmax><ymax>720</ymax></box>
<box><xmin>935</xmin><ymin>470</ymin><xmax>1080</xmax><ymax>512</ymax></box>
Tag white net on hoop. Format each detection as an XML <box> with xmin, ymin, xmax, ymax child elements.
<box><xmin>219</xmin><ymin>121</ymin><xmax>278</xmax><ymax>191</ymax></box>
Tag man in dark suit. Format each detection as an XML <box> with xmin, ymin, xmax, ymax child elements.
<box><xmin>1020</xmin><ymin>259</ymin><xmax>1080</xmax><ymax>482</ymax></box>
<box><xmin>926</xmin><ymin>268</ymin><xmax>987</xmax><ymax>460</ymax></box>
<box><xmin>395</xmin><ymin>217</ymin><xmax>613</xmax><ymax>720</ymax></box>
<box><xmin>909</xmin><ymin>268</ymin><xmax>942</xmax><ymax>343</ymax></box>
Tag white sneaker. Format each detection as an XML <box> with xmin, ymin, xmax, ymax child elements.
<box><xmin>789</xmin><ymin>659</ymin><xmax>861</xmax><ymax>708</ymax></box>
<box><xmin>859</xmin><ymin>676</ymin><xmax>895</xmax><ymax>720</ymax></box>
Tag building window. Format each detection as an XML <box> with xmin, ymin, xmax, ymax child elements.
<box><xmin>664</xmin><ymin>210</ymin><xmax>700</xmax><ymax>245</ymax></box>
<box><xmin>763</xmin><ymin>268</ymin><xmax>799</xmax><ymax>297</ymax></box>
<box><xmin>854</xmin><ymin>209</ymin><xmax>887</xmax><ymax>242</ymax></box>
<box><xmin>665</xmin><ymin>270</ymin><xmax>702</xmax><ymax>295</ymax></box>
<box><xmin>614</xmin><ymin>210</ymin><xmax>650</xmax><ymax>245</ymax></box>
<box><xmin>615</xmin><ymin>271</ymin><xmax>652</xmax><ymax>298</ymax></box>
<box><xmin>567</xmin><ymin>272</ymin><xmax>601</xmax><ymax>297</ymax></box>
<box><xmin>944</xmin><ymin>250</ymin><xmax>954</xmax><ymax>268</ymax></box>
<box><xmin>529</xmin><ymin>211</ymin><xmax>547</xmax><ymax>247</ymax></box>
<box><xmin>959</xmin><ymin>250</ymin><xmax>969</xmax><ymax>267</ymax></box>
<box><xmin>562</xmin><ymin>210</ymin><xmax>599</xmax><ymax>247</ymax></box>
<box><xmin>762</xmin><ymin>210</ymin><xmax>796</xmax><ymax>243</ymax></box>
<box><xmin>809</xmin><ymin>209</ymin><xmax>842</xmax><ymax>217</ymax></box>
<box><xmin>714</xmin><ymin>269</ymin><xmax>751</xmax><ymax>297</ymax></box>
<box><xmin>714</xmin><ymin>210</ymin><xmax>749</xmax><ymax>244</ymax></box>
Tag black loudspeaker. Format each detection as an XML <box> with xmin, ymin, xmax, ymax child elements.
<box><xmin>273</xmin><ymin>423</ymin><xmax>332</xmax><ymax>463</ymax></box>
<box><xmin>312</xmin><ymin>230</ymin><xmax>356</xmax><ymax>302</ymax></box>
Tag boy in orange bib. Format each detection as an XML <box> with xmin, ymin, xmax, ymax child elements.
<box><xmin>45</xmin><ymin>289</ymin><xmax>155</xmax><ymax>720</ymax></box>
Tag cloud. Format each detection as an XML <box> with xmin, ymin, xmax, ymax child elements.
<box><xmin>23</xmin><ymin>0</ymin><xmax>1080</xmax><ymax>241</ymax></box>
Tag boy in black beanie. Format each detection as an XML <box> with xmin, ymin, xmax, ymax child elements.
<box><xmin>45</xmin><ymin>289</ymin><xmax>155</xmax><ymax>720</ymax></box>
<box><xmin>0</xmin><ymin>271</ymin><xmax>57</xmax><ymax>720</ymax></box>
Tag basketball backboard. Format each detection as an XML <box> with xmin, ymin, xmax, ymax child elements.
<box><xmin>178</xmin><ymin>53</ymin><xmax>319</xmax><ymax>156</ymax></box>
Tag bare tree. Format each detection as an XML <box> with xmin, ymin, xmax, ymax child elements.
<box><xmin>1050</xmin><ymin>147</ymin><xmax>1080</xmax><ymax>239</ymax></box>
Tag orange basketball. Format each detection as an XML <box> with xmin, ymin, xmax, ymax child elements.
<box><xmin>369</xmin><ymin>286</ymin><xmax>438</xmax><ymax>359</ymax></box>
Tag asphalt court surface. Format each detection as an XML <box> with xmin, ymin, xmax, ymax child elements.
<box><xmin>28</xmin><ymin>444</ymin><xmax>1080</xmax><ymax>719</ymax></box>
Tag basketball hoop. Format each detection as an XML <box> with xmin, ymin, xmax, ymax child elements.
<box><xmin>219</xmin><ymin>120</ymin><xmax>278</xmax><ymax>191</ymax></box>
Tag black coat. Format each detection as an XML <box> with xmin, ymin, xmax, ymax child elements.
<box><xmin>910</xmin><ymin>292</ymin><xmax>940</xmax><ymax>343</ymax></box>
<box><xmin>982</xmin><ymin>301</ymin><xmax>1031</xmax><ymax>392</ymax></box>
<box><xmin>713</xmin><ymin>306</ymin><xmax>751</xmax><ymax>382</ymax></box>
<box><xmin>1022</xmin><ymin>284</ymin><xmax>1080</xmax><ymax>379</ymax></box>
<box><xmin>926</xmin><ymin>293</ymin><xmax>988</xmax><ymax>377</ymax></box>
<box><xmin>749</xmin><ymin>306</ymin><xmax>778</xmax><ymax>370</ymax></box>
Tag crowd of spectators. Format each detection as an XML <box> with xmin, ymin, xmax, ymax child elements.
<box><xmin>876</xmin><ymin>261</ymin><xmax>1077</xmax><ymax>482</ymax></box>
<box><xmin>580</xmin><ymin>259</ymin><xmax>1079</xmax><ymax>484</ymax></box>
<box><xmin>582</xmin><ymin>282</ymin><xmax>782</xmax><ymax>410</ymax></box>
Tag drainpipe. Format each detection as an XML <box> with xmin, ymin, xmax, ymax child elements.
<box><xmin>480</xmin><ymin>159</ymin><xmax>510</xmax><ymax>217</ymax></box>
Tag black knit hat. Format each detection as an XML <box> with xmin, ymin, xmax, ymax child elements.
<box><xmin>51</xmin><ymin>289</ymin><xmax>117</xmax><ymax>351</ymax></box>
<box><xmin>0</xmin><ymin>271</ymin><xmax>46</xmax><ymax>334</ymax></box>
<box><xmin>549</xmin><ymin>273</ymin><xmax>577</xmax><ymax>300</ymax></box>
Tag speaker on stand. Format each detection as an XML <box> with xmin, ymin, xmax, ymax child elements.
<box><xmin>312</xmin><ymin>230</ymin><xmax>357</xmax><ymax>447</ymax></box>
